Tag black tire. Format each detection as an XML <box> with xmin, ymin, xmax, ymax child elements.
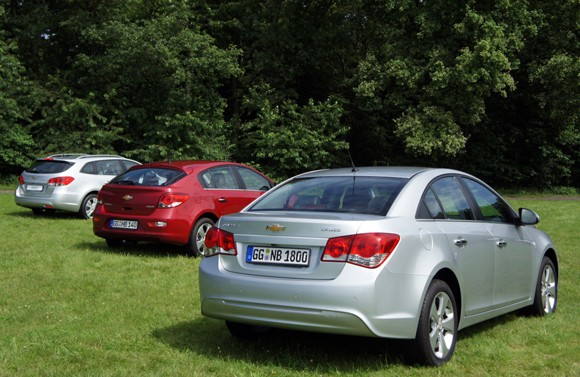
<box><xmin>188</xmin><ymin>217</ymin><xmax>215</xmax><ymax>257</ymax></box>
<box><xmin>409</xmin><ymin>279</ymin><xmax>458</xmax><ymax>366</ymax></box>
<box><xmin>225</xmin><ymin>321</ymin><xmax>270</xmax><ymax>340</ymax></box>
<box><xmin>79</xmin><ymin>193</ymin><xmax>98</xmax><ymax>219</ymax></box>
<box><xmin>527</xmin><ymin>257</ymin><xmax>557</xmax><ymax>316</ymax></box>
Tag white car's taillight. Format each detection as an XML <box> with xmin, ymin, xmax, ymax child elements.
<box><xmin>47</xmin><ymin>176</ymin><xmax>75</xmax><ymax>186</ymax></box>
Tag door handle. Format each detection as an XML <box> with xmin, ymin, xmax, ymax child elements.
<box><xmin>496</xmin><ymin>240</ymin><xmax>507</xmax><ymax>248</ymax></box>
<box><xmin>218</xmin><ymin>197</ymin><xmax>228</xmax><ymax>203</ymax></box>
<box><xmin>453</xmin><ymin>238</ymin><xmax>467</xmax><ymax>247</ymax></box>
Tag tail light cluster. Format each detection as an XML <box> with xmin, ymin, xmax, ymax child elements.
<box><xmin>47</xmin><ymin>176</ymin><xmax>75</xmax><ymax>186</ymax></box>
<box><xmin>204</xmin><ymin>227</ymin><xmax>237</xmax><ymax>257</ymax></box>
<box><xmin>158</xmin><ymin>193</ymin><xmax>189</xmax><ymax>208</ymax></box>
<box><xmin>322</xmin><ymin>233</ymin><xmax>400</xmax><ymax>268</ymax></box>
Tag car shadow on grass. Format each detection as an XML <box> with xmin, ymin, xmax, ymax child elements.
<box><xmin>8</xmin><ymin>208</ymin><xmax>85</xmax><ymax>220</ymax></box>
<box><xmin>81</xmin><ymin>240</ymin><xmax>193</xmax><ymax>258</ymax></box>
<box><xmin>152</xmin><ymin>318</ymin><xmax>409</xmax><ymax>372</ymax></box>
<box><xmin>152</xmin><ymin>312</ymin><xmax>525</xmax><ymax>371</ymax></box>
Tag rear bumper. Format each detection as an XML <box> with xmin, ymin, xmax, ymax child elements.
<box><xmin>92</xmin><ymin>210</ymin><xmax>191</xmax><ymax>245</ymax></box>
<box><xmin>15</xmin><ymin>187</ymin><xmax>81</xmax><ymax>213</ymax></box>
<box><xmin>199</xmin><ymin>256</ymin><xmax>427</xmax><ymax>339</ymax></box>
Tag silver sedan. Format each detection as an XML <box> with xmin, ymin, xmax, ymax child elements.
<box><xmin>199</xmin><ymin>167</ymin><xmax>558</xmax><ymax>366</ymax></box>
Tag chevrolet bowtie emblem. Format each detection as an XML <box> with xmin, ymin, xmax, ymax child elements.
<box><xmin>122</xmin><ymin>195</ymin><xmax>133</xmax><ymax>201</ymax></box>
<box><xmin>266</xmin><ymin>224</ymin><xmax>286</xmax><ymax>232</ymax></box>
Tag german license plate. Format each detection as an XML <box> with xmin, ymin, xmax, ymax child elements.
<box><xmin>246</xmin><ymin>246</ymin><xmax>310</xmax><ymax>266</ymax></box>
<box><xmin>110</xmin><ymin>219</ymin><xmax>138</xmax><ymax>230</ymax></box>
<box><xmin>26</xmin><ymin>185</ymin><xmax>43</xmax><ymax>191</ymax></box>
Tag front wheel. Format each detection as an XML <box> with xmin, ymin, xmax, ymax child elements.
<box><xmin>527</xmin><ymin>257</ymin><xmax>558</xmax><ymax>316</ymax></box>
<box><xmin>188</xmin><ymin>217</ymin><xmax>215</xmax><ymax>257</ymax></box>
<box><xmin>410</xmin><ymin>279</ymin><xmax>458</xmax><ymax>366</ymax></box>
<box><xmin>79</xmin><ymin>193</ymin><xmax>98</xmax><ymax>219</ymax></box>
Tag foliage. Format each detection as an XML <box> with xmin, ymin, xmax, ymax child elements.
<box><xmin>0</xmin><ymin>6</ymin><xmax>35</xmax><ymax>174</ymax></box>
<box><xmin>236</xmin><ymin>84</ymin><xmax>348</xmax><ymax>180</ymax></box>
<box><xmin>0</xmin><ymin>0</ymin><xmax>577</xmax><ymax>187</ymax></box>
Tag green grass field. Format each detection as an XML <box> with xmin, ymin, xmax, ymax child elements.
<box><xmin>0</xmin><ymin>193</ymin><xmax>578</xmax><ymax>376</ymax></box>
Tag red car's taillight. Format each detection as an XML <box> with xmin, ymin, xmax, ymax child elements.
<box><xmin>158</xmin><ymin>193</ymin><xmax>190</xmax><ymax>208</ymax></box>
<box><xmin>47</xmin><ymin>176</ymin><xmax>75</xmax><ymax>186</ymax></box>
<box><xmin>322</xmin><ymin>233</ymin><xmax>400</xmax><ymax>268</ymax></box>
<box><xmin>204</xmin><ymin>227</ymin><xmax>237</xmax><ymax>257</ymax></box>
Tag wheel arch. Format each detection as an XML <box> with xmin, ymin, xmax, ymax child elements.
<box><xmin>431</xmin><ymin>268</ymin><xmax>462</xmax><ymax>319</ymax></box>
<box><xmin>191</xmin><ymin>211</ymin><xmax>219</xmax><ymax>232</ymax></box>
<box><xmin>544</xmin><ymin>248</ymin><xmax>558</xmax><ymax>277</ymax></box>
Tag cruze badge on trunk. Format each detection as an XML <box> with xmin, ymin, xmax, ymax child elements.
<box><xmin>266</xmin><ymin>224</ymin><xmax>286</xmax><ymax>232</ymax></box>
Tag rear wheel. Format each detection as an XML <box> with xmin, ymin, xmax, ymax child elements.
<box><xmin>410</xmin><ymin>279</ymin><xmax>457</xmax><ymax>366</ymax></box>
<box><xmin>188</xmin><ymin>217</ymin><xmax>214</xmax><ymax>257</ymax></box>
<box><xmin>527</xmin><ymin>257</ymin><xmax>557</xmax><ymax>316</ymax></box>
<box><xmin>225</xmin><ymin>321</ymin><xmax>271</xmax><ymax>340</ymax></box>
<box><xmin>79</xmin><ymin>193</ymin><xmax>98</xmax><ymax>219</ymax></box>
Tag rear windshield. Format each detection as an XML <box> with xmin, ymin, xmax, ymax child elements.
<box><xmin>109</xmin><ymin>168</ymin><xmax>186</xmax><ymax>187</ymax></box>
<box><xmin>248</xmin><ymin>176</ymin><xmax>408</xmax><ymax>215</ymax></box>
<box><xmin>26</xmin><ymin>160</ymin><xmax>74</xmax><ymax>174</ymax></box>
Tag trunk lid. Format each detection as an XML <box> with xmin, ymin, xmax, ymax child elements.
<box><xmin>99</xmin><ymin>185</ymin><xmax>168</xmax><ymax>216</ymax></box>
<box><xmin>218</xmin><ymin>211</ymin><xmax>377</xmax><ymax>279</ymax></box>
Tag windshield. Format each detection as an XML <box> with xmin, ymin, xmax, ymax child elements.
<box><xmin>248</xmin><ymin>176</ymin><xmax>408</xmax><ymax>215</ymax></box>
<box><xmin>109</xmin><ymin>167</ymin><xmax>186</xmax><ymax>187</ymax></box>
<box><xmin>26</xmin><ymin>160</ymin><xmax>73</xmax><ymax>174</ymax></box>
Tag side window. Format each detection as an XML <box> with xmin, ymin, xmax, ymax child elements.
<box><xmin>80</xmin><ymin>162</ymin><xmax>98</xmax><ymax>175</ymax></box>
<box><xmin>418</xmin><ymin>188</ymin><xmax>445</xmax><ymax>219</ymax></box>
<box><xmin>103</xmin><ymin>161</ymin><xmax>123</xmax><ymax>175</ymax></box>
<box><xmin>426</xmin><ymin>177</ymin><xmax>475</xmax><ymax>220</ymax></box>
<box><xmin>121</xmin><ymin>160</ymin><xmax>139</xmax><ymax>172</ymax></box>
<box><xmin>200</xmin><ymin>167</ymin><xmax>239</xmax><ymax>189</ymax></box>
<box><xmin>236</xmin><ymin>167</ymin><xmax>271</xmax><ymax>190</ymax></box>
<box><xmin>462</xmin><ymin>178</ymin><xmax>514</xmax><ymax>223</ymax></box>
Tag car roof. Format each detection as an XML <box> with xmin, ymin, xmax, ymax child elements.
<box><xmin>295</xmin><ymin>166</ymin><xmax>434</xmax><ymax>179</ymax></box>
<box><xmin>42</xmin><ymin>154</ymin><xmax>128</xmax><ymax>162</ymax></box>
<box><xmin>130</xmin><ymin>160</ymin><xmax>247</xmax><ymax>174</ymax></box>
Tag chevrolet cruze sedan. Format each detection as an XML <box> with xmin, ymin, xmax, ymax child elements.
<box><xmin>15</xmin><ymin>154</ymin><xmax>140</xmax><ymax>219</ymax></box>
<box><xmin>93</xmin><ymin>160</ymin><xmax>274</xmax><ymax>256</ymax></box>
<box><xmin>199</xmin><ymin>167</ymin><xmax>558</xmax><ymax>366</ymax></box>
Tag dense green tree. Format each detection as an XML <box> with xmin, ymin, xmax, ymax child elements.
<box><xmin>3</xmin><ymin>0</ymin><xmax>241</xmax><ymax>162</ymax></box>
<box><xmin>0</xmin><ymin>5</ymin><xmax>35</xmax><ymax>175</ymax></box>
<box><xmin>0</xmin><ymin>0</ymin><xmax>577</xmax><ymax>187</ymax></box>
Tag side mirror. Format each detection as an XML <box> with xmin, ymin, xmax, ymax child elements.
<box><xmin>519</xmin><ymin>208</ymin><xmax>540</xmax><ymax>225</ymax></box>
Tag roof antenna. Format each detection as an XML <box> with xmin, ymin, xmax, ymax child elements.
<box><xmin>348</xmin><ymin>150</ymin><xmax>358</xmax><ymax>172</ymax></box>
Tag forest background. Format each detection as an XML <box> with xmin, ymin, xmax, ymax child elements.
<box><xmin>0</xmin><ymin>0</ymin><xmax>578</xmax><ymax>188</ymax></box>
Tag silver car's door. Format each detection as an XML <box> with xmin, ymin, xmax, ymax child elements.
<box><xmin>422</xmin><ymin>177</ymin><xmax>495</xmax><ymax>315</ymax></box>
<box><xmin>461</xmin><ymin>178</ymin><xmax>534</xmax><ymax>307</ymax></box>
<box><xmin>490</xmin><ymin>223</ymin><xmax>534</xmax><ymax>305</ymax></box>
<box><xmin>437</xmin><ymin>221</ymin><xmax>495</xmax><ymax>315</ymax></box>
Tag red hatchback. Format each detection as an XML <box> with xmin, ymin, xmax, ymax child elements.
<box><xmin>93</xmin><ymin>161</ymin><xmax>274</xmax><ymax>256</ymax></box>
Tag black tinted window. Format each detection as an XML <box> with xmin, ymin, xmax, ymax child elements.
<box><xmin>249</xmin><ymin>176</ymin><xmax>407</xmax><ymax>215</ymax></box>
<box><xmin>26</xmin><ymin>160</ymin><xmax>73</xmax><ymax>174</ymax></box>
<box><xmin>110</xmin><ymin>168</ymin><xmax>186</xmax><ymax>186</ymax></box>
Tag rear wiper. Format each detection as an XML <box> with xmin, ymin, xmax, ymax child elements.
<box><xmin>114</xmin><ymin>180</ymin><xmax>135</xmax><ymax>185</ymax></box>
